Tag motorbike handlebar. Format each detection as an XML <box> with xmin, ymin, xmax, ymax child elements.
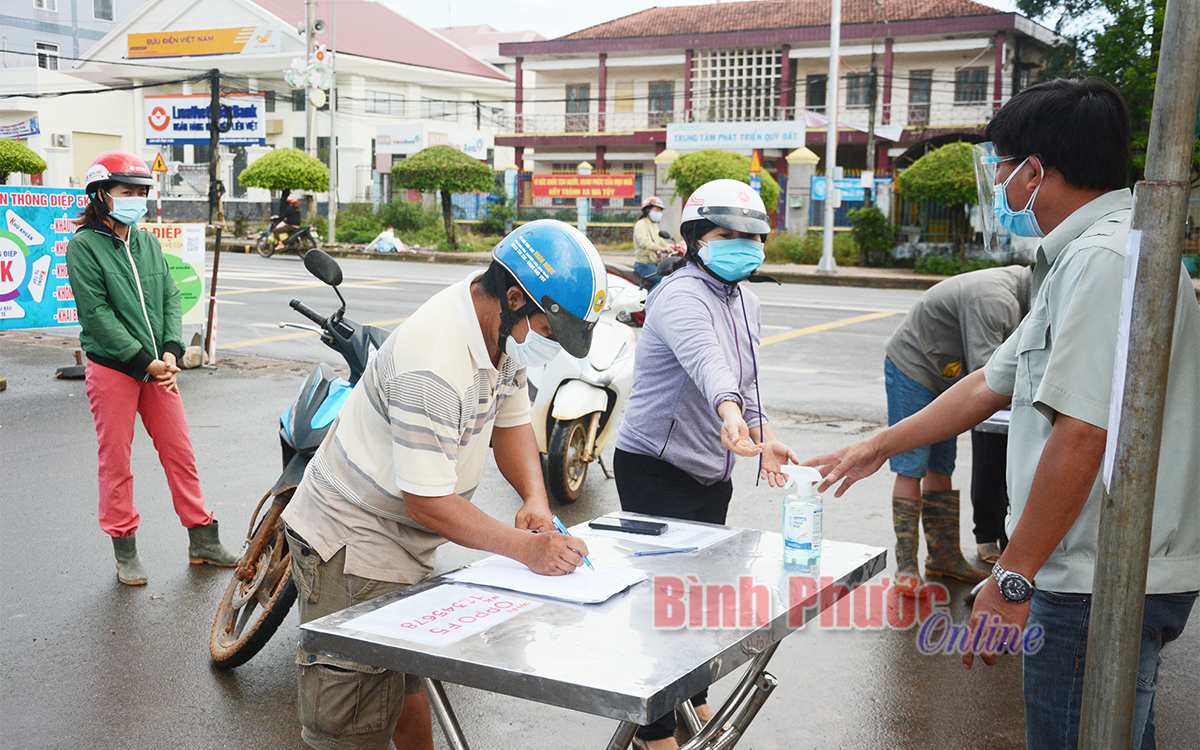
<box><xmin>290</xmin><ymin>299</ymin><xmax>326</xmax><ymax>326</ymax></box>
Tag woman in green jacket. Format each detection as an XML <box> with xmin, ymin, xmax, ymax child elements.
<box><xmin>67</xmin><ymin>151</ymin><xmax>237</xmax><ymax>585</ymax></box>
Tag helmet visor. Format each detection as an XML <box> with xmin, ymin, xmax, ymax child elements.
<box><xmin>539</xmin><ymin>293</ymin><xmax>594</xmax><ymax>359</ymax></box>
<box><xmin>695</xmin><ymin>205</ymin><xmax>771</xmax><ymax>236</ymax></box>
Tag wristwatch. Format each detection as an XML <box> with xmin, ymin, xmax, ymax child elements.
<box><xmin>992</xmin><ymin>563</ymin><xmax>1036</xmax><ymax>603</ymax></box>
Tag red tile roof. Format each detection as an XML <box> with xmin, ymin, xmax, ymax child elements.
<box><xmin>253</xmin><ymin>0</ymin><xmax>510</xmax><ymax>80</ymax></box>
<box><xmin>560</xmin><ymin>0</ymin><xmax>1006</xmax><ymax>40</ymax></box>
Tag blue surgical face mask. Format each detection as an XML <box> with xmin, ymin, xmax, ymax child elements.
<box><xmin>698</xmin><ymin>237</ymin><xmax>765</xmax><ymax>283</ymax></box>
<box><xmin>993</xmin><ymin>157</ymin><xmax>1044</xmax><ymax>238</ymax></box>
<box><xmin>506</xmin><ymin>324</ymin><xmax>562</xmax><ymax>368</ymax></box>
<box><xmin>109</xmin><ymin>196</ymin><xmax>148</xmax><ymax>226</ymax></box>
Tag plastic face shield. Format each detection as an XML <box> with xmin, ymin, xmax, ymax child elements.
<box><xmin>972</xmin><ymin>141</ymin><xmax>1007</xmax><ymax>255</ymax></box>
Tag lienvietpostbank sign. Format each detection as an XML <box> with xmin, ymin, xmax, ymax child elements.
<box><xmin>144</xmin><ymin>94</ymin><xmax>266</xmax><ymax>146</ymax></box>
<box><xmin>128</xmin><ymin>26</ymin><xmax>281</xmax><ymax>59</ymax></box>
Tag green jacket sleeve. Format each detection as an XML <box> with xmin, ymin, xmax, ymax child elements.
<box><xmin>66</xmin><ymin>234</ymin><xmax>147</xmax><ymax>364</ymax></box>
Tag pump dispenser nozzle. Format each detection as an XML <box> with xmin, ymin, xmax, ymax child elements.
<box><xmin>781</xmin><ymin>465</ymin><xmax>823</xmax><ymax>497</ymax></box>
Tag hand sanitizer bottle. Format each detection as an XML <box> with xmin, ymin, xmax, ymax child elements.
<box><xmin>781</xmin><ymin>466</ymin><xmax>824</xmax><ymax>569</ymax></box>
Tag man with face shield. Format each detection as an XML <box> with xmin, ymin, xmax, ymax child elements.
<box><xmin>281</xmin><ymin>219</ymin><xmax>607</xmax><ymax>750</ymax></box>
<box><xmin>614</xmin><ymin>179</ymin><xmax>798</xmax><ymax>750</ymax></box>
<box><xmin>806</xmin><ymin>78</ymin><xmax>1199</xmax><ymax>749</ymax></box>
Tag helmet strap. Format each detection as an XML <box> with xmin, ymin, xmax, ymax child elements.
<box><xmin>497</xmin><ymin>299</ymin><xmax>540</xmax><ymax>354</ymax></box>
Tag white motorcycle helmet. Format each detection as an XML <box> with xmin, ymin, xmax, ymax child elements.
<box><xmin>680</xmin><ymin>179</ymin><xmax>771</xmax><ymax>239</ymax></box>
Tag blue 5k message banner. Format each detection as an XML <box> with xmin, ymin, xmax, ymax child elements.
<box><xmin>0</xmin><ymin>186</ymin><xmax>87</xmax><ymax>329</ymax></box>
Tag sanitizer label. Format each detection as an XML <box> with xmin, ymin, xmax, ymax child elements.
<box><xmin>785</xmin><ymin>506</ymin><xmax>821</xmax><ymax>550</ymax></box>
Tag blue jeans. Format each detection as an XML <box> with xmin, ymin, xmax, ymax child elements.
<box><xmin>634</xmin><ymin>261</ymin><xmax>662</xmax><ymax>286</ymax></box>
<box><xmin>1024</xmin><ymin>589</ymin><xmax>1197</xmax><ymax>750</ymax></box>
<box><xmin>884</xmin><ymin>357</ymin><xmax>956</xmax><ymax>478</ymax></box>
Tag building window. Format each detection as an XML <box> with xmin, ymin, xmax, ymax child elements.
<box><xmin>33</xmin><ymin>0</ymin><xmax>58</xmax><ymax>11</ymax></box>
<box><xmin>294</xmin><ymin>137</ymin><xmax>305</xmax><ymax>152</ymax></box>
<box><xmin>264</xmin><ymin>90</ymin><xmax>275</xmax><ymax>113</ymax></box>
<box><xmin>421</xmin><ymin>98</ymin><xmax>457</xmax><ymax>121</ymax></box>
<box><xmin>908</xmin><ymin>69</ymin><xmax>932</xmax><ymax>126</ymax></box>
<box><xmin>648</xmin><ymin>80</ymin><xmax>674</xmax><ymax>127</ymax></box>
<box><xmin>566</xmin><ymin>84</ymin><xmax>590</xmax><ymax>132</ymax></box>
<box><xmin>367</xmin><ymin>91</ymin><xmax>405</xmax><ymax>116</ymax></box>
<box><xmin>846</xmin><ymin>74</ymin><xmax>872</xmax><ymax>108</ymax></box>
<box><xmin>317</xmin><ymin>136</ymin><xmax>330</xmax><ymax>165</ymax></box>
<box><xmin>292</xmin><ymin>89</ymin><xmax>305</xmax><ymax>112</ymax></box>
<box><xmin>169</xmin><ymin>145</ymin><xmax>185</xmax><ymax>163</ymax></box>
<box><xmin>35</xmin><ymin>42</ymin><xmax>58</xmax><ymax>70</ymax></box>
<box><xmin>194</xmin><ymin>143</ymin><xmax>211</xmax><ymax>165</ymax></box>
<box><xmin>93</xmin><ymin>0</ymin><xmax>112</xmax><ymax>21</ymax></box>
<box><xmin>805</xmin><ymin>74</ymin><xmax>827</xmax><ymax>113</ymax></box>
<box><xmin>955</xmin><ymin>67</ymin><xmax>988</xmax><ymax>104</ymax></box>
<box><xmin>691</xmin><ymin>47</ymin><xmax>782</xmax><ymax>122</ymax></box>
<box><xmin>550</xmin><ymin>162</ymin><xmax>576</xmax><ymax>174</ymax></box>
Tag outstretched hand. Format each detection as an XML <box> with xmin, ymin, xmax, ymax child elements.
<box><xmin>718</xmin><ymin>400</ymin><xmax>762</xmax><ymax>457</ymax></box>
<box><xmin>802</xmin><ymin>437</ymin><xmax>887</xmax><ymax>497</ymax></box>
<box><xmin>759</xmin><ymin>440</ymin><xmax>800</xmax><ymax>487</ymax></box>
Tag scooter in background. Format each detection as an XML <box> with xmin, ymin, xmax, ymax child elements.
<box><xmin>527</xmin><ymin>271</ymin><xmax>645</xmax><ymax>503</ymax></box>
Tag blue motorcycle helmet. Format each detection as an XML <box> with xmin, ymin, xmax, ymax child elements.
<box><xmin>491</xmin><ymin>219</ymin><xmax>608</xmax><ymax>359</ymax></box>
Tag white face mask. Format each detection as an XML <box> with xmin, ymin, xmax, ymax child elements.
<box><xmin>506</xmin><ymin>325</ymin><xmax>562</xmax><ymax>368</ymax></box>
<box><xmin>649</xmin><ymin>210</ymin><xmax>663</xmax><ymax>223</ymax></box>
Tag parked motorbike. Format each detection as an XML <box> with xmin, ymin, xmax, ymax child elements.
<box><xmin>209</xmin><ymin>249</ymin><xmax>388</xmax><ymax>668</ymax></box>
<box><xmin>528</xmin><ymin>269</ymin><xmax>646</xmax><ymax>504</ymax></box>
<box><xmin>255</xmin><ymin>216</ymin><xmax>319</xmax><ymax>258</ymax></box>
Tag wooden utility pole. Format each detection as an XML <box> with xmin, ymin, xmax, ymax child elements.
<box><xmin>203</xmin><ymin>68</ymin><xmax>224</xmax><ymax>363</ymax></box>
<box><xmin>1078</xmin><ymin>0</ymin><xmax>1200</xmax><ymax>746</ymax></box>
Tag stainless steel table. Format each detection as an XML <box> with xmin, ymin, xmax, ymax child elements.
<box><xmin>301</xmin><ymin>518</ymin><xmax>887</xmax><ymax>749</ymax></box>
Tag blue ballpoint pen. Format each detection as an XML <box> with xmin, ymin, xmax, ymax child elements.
<box><xmin>551</xmin><ymin>516</ymin><xmax>595</xmax><ymax>571</ymax></box>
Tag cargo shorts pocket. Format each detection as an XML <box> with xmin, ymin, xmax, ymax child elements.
<box><xmin>299</xmin><ymin>661</ymin><xmax>406</xmax><ymax>738</ymax></box>
<box><xmin>285</xmin><ymin>527</ymin><xmax>322</xmax><ymax>605</ymax></box>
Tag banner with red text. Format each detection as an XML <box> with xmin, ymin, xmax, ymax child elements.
<box><xmin>531</xmin><ymin>174</ymin><xmax>636</xmax><ymax>199</ymax></box>
<box><xmin>0</xmin><ymin>187</ymin><xmax>87</xmax><ymax>329</ymax></box>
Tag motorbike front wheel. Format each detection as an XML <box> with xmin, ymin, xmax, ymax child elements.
<box><xmin>545</xmin><ymin>416</ymin><xmax>592</xmax><ymax>504</ymax></box>
<box><xmin>255</xmin><ymin>234</ymin><xmax>275</xmax><ymax>258</ymax></box>
<box><xmin>210</xmin><ymin>493</ymin><xmax>297</xmax><ymax>669</ymax></box>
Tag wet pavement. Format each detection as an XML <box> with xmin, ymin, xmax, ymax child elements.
<box><xmin>3</xmin><ymin>315</ymin><xmax>1197</xmax><ymax>749</ymax></box>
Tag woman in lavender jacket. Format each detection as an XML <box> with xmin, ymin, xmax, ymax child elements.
<box><xmin>612</xmin><ymin>179</ymin><xmax>798</xmax><ymax>750</ymax></box>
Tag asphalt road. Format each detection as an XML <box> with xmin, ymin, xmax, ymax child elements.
<box><xmin>2</xmin><ymin>255</ymin><xmax>1196</xmax><ymax>750</ymax></box>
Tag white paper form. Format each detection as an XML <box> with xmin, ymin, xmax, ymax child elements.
<box><xmin>344</xmin><ymin>584</ymin><xmax>541</xmax><ymax>647</ymax></box>
<box><xmin>581</xmin><ymin>514</ymin><xmax>737</xmax><ymax>551</ymax></box>
<box><xmin>446</xmin><ymin>557</ymin><xmax>648</xmax><ymax>605</ymax></box>
<box><xmin>1104</xmin><ymin>229</ymin><xmax>1141</xmax><ymax>491</ymax></box>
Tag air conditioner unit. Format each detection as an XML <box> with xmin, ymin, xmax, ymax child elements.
<box><xmin>52</xmin><ymin>133</ymin><xmax>70</xmax><ymax>148</ymax></box>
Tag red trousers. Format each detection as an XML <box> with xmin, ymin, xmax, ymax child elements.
<box><xmin>84</xmin><ymin>360</ymin><xmax>213</xmax><ymax>537</ymax></box>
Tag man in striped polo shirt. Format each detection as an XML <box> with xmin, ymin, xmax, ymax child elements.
<box><xmin>282</xmin><ymin>220</ymin><xmax>610</xmax><ymax>750</ymax></box>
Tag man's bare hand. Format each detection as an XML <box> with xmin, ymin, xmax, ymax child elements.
<box><xmin>515</xmin><ymin>501</ymin><xmax>554</xmax><ymax>533</ymax></box>
<box><xmin>523</xmin><ymin>532</ymin><xmax>589</xmax><ymax>576</ymax></box>
<box><xmin>802</xmin><ymin>437</ymin><xmax>887</xmax><ymax>497</ymax></box>
<box><xmin>962</xmin><ymin>578</ymin><xmax>1031</xmax><ymax>670</ymax></box>
<box><xmin>759</xmin><ymin>441</ymin><xmax>800</xmax><ymax>487</ymax></box>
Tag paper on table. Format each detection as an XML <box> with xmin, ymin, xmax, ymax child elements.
<box><xmin>582</xmin><ymin>514</ymin><xmax>737</xmax><ymax>550</ymax></box>
<box><xmin>447</xmin><ymin>557</ymin><xmax>648</xmax><ymax>604</ymax></box>
<box><xmin>345</xmin><ymin>584</ymin><xmax>541</xmax><ymax>647</ymax></box>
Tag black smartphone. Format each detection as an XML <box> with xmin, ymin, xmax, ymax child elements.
<box><xmin>588</xmin><ymin>518</ymin><xmax>667</xmax><ymax>536</ymax></box>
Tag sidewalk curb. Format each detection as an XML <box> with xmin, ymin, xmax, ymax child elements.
<box><xmin>209</xmin><ymin>238</ymin><xmax>1200</xmax><ymax>297</ymax></box>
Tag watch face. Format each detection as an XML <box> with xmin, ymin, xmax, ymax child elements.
<box><xmin>1001</xmin><ymin>576</ymin><xmax>1030</xmax><ymax>602</ymax></box>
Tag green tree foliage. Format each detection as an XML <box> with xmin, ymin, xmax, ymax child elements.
<box><xmin>1018</xmin><ymin>0</ymin><xmax>1198</xmax><ymax>184</ymax></box>
<box><xmin>847</xmin><ymin>206</ymin><xmax>896</xmax><ymax>266</ymax></box>
<box><xmin>391</xmin><ymin>145</ymin><xmax>495</xmax><ymax>250</ymax></box>
<box><xmin>237</xmin><ymin>147</ymin><xmax>330</xmax><ymax>192</ymax></box>
<box><xmin>896</xmin><ymin>141</ymin><xmax>977</xmax><ymax>259</ymax></box>
<box><xmin>666</xmin><ymin>149</ymin><xmax>780</xmax><ymax>212</ymax></box>
<box><xmin>0</xmin><ymin>140</ymin><xmax>48</xmax><ymax>183</ymax></box>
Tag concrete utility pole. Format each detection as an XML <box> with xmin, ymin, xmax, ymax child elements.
<box><xmin>1077</xmin><ymin>0</ymin><xmax>1200</xmax><ymax>747</ymax></box>
<box><xmin>305</xmin><ymin>0</ymin><xmax>315</xmax><ymax>160</ymax></box>
<box><xmin>328</xmin><ymin>0</ymin><xmax>338</xmax><ymax>245</ymax></box>
<box><xmin>818</xmin><ymin>0</ymin><xmax>841</xmax><ymax>273</ymax></box>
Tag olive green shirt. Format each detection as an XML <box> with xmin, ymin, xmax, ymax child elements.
<box><xmin>983</xmin><ymin>189</ymin><xmax>1200</xmax><ymax>594</ymax></box>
